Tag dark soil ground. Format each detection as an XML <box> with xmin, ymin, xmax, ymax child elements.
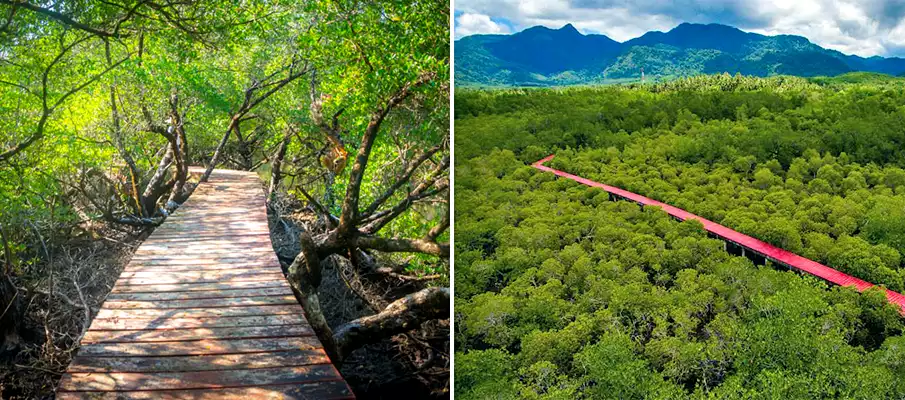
<box><xmin>0</xmin><ymin>229</ymin><xmax>139</xmax><ymax>399</ymax></box>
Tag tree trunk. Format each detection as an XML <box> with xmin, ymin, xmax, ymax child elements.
<box><xmin>165</xmin><ymin>93</ymin><xmax>190</xmax><ymax>207</ymax></box>
<box><xmin>268</xmin><ymin>130</ymin><xmax>292</xmax><ymax>201</ymax></box>
<box><xmin>0</xmin><ymin>226</ymin><xmax>21</xmax><ymax>356</ymax></box>
<box><xmin>108</xmin><ymin>86</ymin><xmax>142</xmax><ymax>215</ymax></box>
<box><xmin>234</xmin><ymin>124</ymin><xmax>253</xmax><ymax>171</ymax></box>
<box><xmin>202</xmin><ymin>118</ymin><xmax>236</xmax><ymax>182</ymax></box>
<box><xmin>140</xmin><ymin>142</ymin><xmax>175</xmax><ymax>215</ymax></box>
<box><xmin>286</xmin><ymin>230</ymin><xmax>339</xmax><ymax>362</ymax></box>
<box><xmin>324</xmin><ymin>172</ymin><xmax>335</xmax><ymax>210</ymax></box>
<box><xmin>0</xmin><ymin>274</ymin><xmax>21</xmax><ymax>356</ymax></box>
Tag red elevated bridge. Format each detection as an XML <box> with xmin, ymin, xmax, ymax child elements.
<box><xmin>533</xmin><ymin>154</ymin><xmax>905</xmax><ymax>313</ymax></box>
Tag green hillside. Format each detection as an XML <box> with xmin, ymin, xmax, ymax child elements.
<box><xmin>456</xmin><ymin>23</ymin><xmax>905</xmax><ymax>86</ymax></box>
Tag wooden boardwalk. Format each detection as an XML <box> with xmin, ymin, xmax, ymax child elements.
<box><xmin>57</xmin><ymin>169</ymin><xmax>354</xmax><ymax>399</ymax></box>
<box><xmin>533</xmin><ymin>155</ymin><xmax>905</xmax><ymax>313</ymax></box>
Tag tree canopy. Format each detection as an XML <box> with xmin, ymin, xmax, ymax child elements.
<box><xmin>456</xmin><ymin>74</ymin><xmax>905</xmax><ymax>399</ymax></box>
<box><xmin>0</xmin><ymin>0</ymin><xmax>449</xmax><ymax>397</ymax></box>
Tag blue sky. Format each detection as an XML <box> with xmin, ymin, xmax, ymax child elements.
<box><xmin>454</xmin><ymin>0</ymin><xmax>905</xmax><ymax>57</ymax></box>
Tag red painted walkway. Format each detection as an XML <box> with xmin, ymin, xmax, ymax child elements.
<box><xmin>533</xmin><ymin>154</ymin><xmax>905</xmax><ymax>312</ymax></box>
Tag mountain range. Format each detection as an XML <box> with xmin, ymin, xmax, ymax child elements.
<box><xmin>455</xmin><ymin>23</ymin><xmax>905</xmax><ymax>86</ymax></box>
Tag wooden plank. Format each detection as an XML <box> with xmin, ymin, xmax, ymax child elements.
<box><xmin>160</xmin><ymin>210</ymin><xmax>268</xmax><ymax>217</ymax></box>
<box><xmin>129</xmin><ymin>252</ymin><xmax>276</xmax><ymax>260</ymax></box>
<box><xmin>88</xmin><ymin>314</ymin><xmax>306</xmax><ymax>330</ymax></box>
<box><xmin>124</xmin><ymin>264</ymin><xmax>281</xmax><ymax>273</ymax></box>
<box><xmin>111</xmin><ymin>281</ymin><xmax>288</xmax><ymax>293</ymax></box>
<box><xmin>68</xmin><ymin>349</ymin><xmax>331</xmax><ymax>373</ymax></box>
<box><xmin>135</xmin><ymin>244</ymin><xmax>275</xmax><ymax>252</ymax></box>
<box><xmin>147</xmin><ymin>233</ymin><xmax>273</xmax><ymax>239</ymax></box>
<box><xmin>150</xmin><ymin>228</ymin><xmax>272</xmax><ymax>235</ymax></box>
<box><xmin>105</xmin><ymin>287</ymin><xmax>293</xmax><ymax>301</ymax></box>
<box><xmin>158</xmin><ymin>218</ymin><xmax>269</xmax><ymax>224</ymax></box>
<box><xmin>95</xmin><ymin>304</ymin><xmax>300</xmax><ymax>319</ymax></box>
<box><xmin>118</xmin><ymin>270</ymin><xmax>283</xmax><ymax>281</ymax></box>
<box><xmin>82</xmin><ymin>324</ymin><xmax>312</xmax><ymax>343</ymax></box>
<box><xmin>124</xmin><ymin>257</ymin><xmax>279</xmax><ymax>266</ymax></box>
<box><xmin>140</xmin><ymin>237</ymin><xmax>274</xmax><ymax>245</ymax></box>
<box><xmin>77</xmin><ymin>336</ymin><xmax>324</xmax><ymax>357</ymax></box>
<box><xmin>123</xmin><ymin>262</ymin><xmax>280</xmax><ymax>270</ymax></box>
<box><xmin>103</xmin><ymin>295</ymin><xmax>298</xmax><ymax>309</ymax></box>
<box><xmin>57</xmin><ymin>380</ymin><xmax>355</xmax><ymax>399</ymax></box>
<box><xmin>142</xmin><ymin>233</ymin><xmax>274</xmax><ymax>241</ymax></box>
<box><xmin>132</xmin><ymin>247</ymin><xmax>275</xmax><ymax>254</ymax></box>
<box><xmin>153</xmin><ymin>227</ymin><xmax>271</xmax><ymax>232</ymax></box>
<box><xmin>132</xmin><ymin>250</ymin><xmax>275</xmax><ymax>258</ymax></box>
<box><xmin>154</xmin><ymin>220</ymin><xmax>270</xmax><ymax>226</ymax></box>
<box><xmin>122</xmin><ymin>265</ymin><xmax>282</xmax><ymax>273</ymax></box>
<box><xmin>141</xmin><ymin>235</ymin><xmax>272</xmax><ymax>243</ymax></box>
<box><xmin>58</xmin><ymin>364</ymin><xmax>342</xmax><ymax>391</ymax></box>
<box><xmin>128</xmin><ymin>254</ymin><xmax>278</xmax><ymax>262</ymax></box>
<box><xmin>153</xmin><ymin>222</ymin><xmax>270</xmax><ymax>229</ymax></box>
<box><xmin>114</xmin><ymin>274</ymin><xmax>284</xmax><ymax>286</ymax></box>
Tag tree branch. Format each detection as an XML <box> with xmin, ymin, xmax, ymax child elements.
<box><xmin>355</xmin><ymin>235</ymin><xmax>449</xmax><ymax>258</ymax></box>
<box><xmin>140</xmin><ymin>141</ymin><xmax>175</xmax><ymax>215</ymax></box>
<box><xmin>360</xmin><ymin>182</ymin><xmax>447</xmax><ymax>228</ymax></box>
<box><xmin>425</xmin><ymin>211</ymin><xmax>449</xmax><ymax>241</ymax></box>
<box><xmin>296</xmin><ymin>186</ymin><xmax>339</xmax><ymax>227</ymax></box>
<box><xmin>165</xmin><ymin>92</ymin><xmax>190</xmax><ymax>207</ymax></box>
<box><xmin>0</xmin><ymin>40</ymin><xmax>129</xmax><ymax>163</ymax></box>
<box><xmin>201</xmin><ymin>61</ymin><xmax>308</xmax><ymax>182</ymax></box>
<box><xmin>337</xmin><ymin>72</ymin><xmax>436</xmax><ymax>237</ymax></box>
<box><xmin>363</xmin><ymin>144</ymin><xmax>442</xmax><ymax>216</ymax></box>
<box><xmin>0</xmin><ymin>0</ymin><xmax>123</xmax><ymax>38</ymax></box>
<box><xmin>362</xmin><ymin>156</ymin><xmax>449</xmax><ymax>233</ymax></box>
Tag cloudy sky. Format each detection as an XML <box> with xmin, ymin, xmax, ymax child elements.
<box><xmin>454</xmin><ymin>0</ymin><xmax>905</xmax><ymax>57</ymax></box>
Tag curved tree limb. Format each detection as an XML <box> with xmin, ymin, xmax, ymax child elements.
<box><xmin>333</xmin><ymin>287</ymin><xmax>449</xmax><ymax>361</ymax></box>
<box><xmin>296</xmin><ymin>186</ymin><xmax>339</xmax><ymax>228</ymax></box>
<box><xmin>140</xmin><ymin>141</ymin><xmax>175</xmax><ymax>215</ymax></box>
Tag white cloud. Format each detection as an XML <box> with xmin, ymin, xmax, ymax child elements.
<box><xmin>455</xmin><ymin>13</ymin><xmax>511</xmax><ymax>39</ymax></box>
<box><xmin>455</xmin><ymin>0</ymin><xmax>905</xmax><ymax>57</ymax></box>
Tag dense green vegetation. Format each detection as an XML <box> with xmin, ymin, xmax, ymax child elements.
<box><xmin>455</xmin><ymin>75</ymin><xmax>905</xmax><ymax>398</ymax></box>
<box><xmin>455</xmin><ymin>23</ymin><xmax>905</xmax><ymax>87</ymax></box>
<box><xmin>0</xmin><ymin>1</ymin><xmax>449</xmax><ymax>397</ymax></box>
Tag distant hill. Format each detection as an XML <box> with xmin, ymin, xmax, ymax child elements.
<box><xmin>456</xmin><ymin>23</ymin><xmax>905</xmax><ymax>86</ymax></box>
<box><xmin>811</xmin><ymin>71</ymin><xmax>905</xmax><ymax>85</ymax></box>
